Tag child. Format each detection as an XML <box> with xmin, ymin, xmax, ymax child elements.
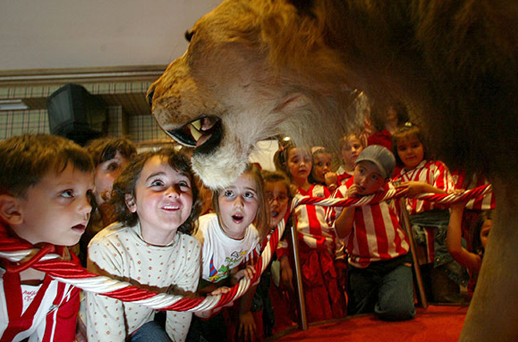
<box><xmin>336</xmin><ymin>133</ymin><xmax>365</xmax><ymax>183</ymax></box>
<box><xmin>447</xmin><ymin>203</ymin><xmax>493</xmax><ymax>297</ymax></box>
<box><xmin>392</xmin><ymin>123</ymin><xmax>468</xmax><ymax>303</ymax></box>
<box><xmin>332</xmin><ymin>145</ymin><xmax>415</xmax><ymax>321</ymax></box>
<box><xmin>74</xmin><ymin>136</ymin><xmax>137</xmax><ymax>266</ymax></box>
<box><xmin>309</xmin><ymin>147</ymin><xmax>333</xmax><ymax>187</ymax></box>
<box><xmin>367</xmin><ymin>100</ymin><xmax>409</xmax><ymax>151</ymax></box>
<box><xmin>86</xmin><ymin>148</ymin><xmax>202</xmax><ymax>342</ymax></box>
<box><xmin>281</xmin><ymin>143</ymin><xmax>345</xmax><ymax>322</ymax></box>
<box><xmin>0</xmin><ymin>134</ymin><xmax>94</xmax><ymax>341</ymax></box>
<box><xmin>239</xmin><ymin>171</ymin><xmax>296</xmax><ymax>340</ymax></box>
<box><xmin>187</xmin><ymin>163</ymin><xmax>268</xmax><ymax>342</ymax></box>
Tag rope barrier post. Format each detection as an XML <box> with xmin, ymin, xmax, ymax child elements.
<box><xmin>287</xmin><ymin>223</ymin><xmax>308</xmax><ymax>330</ymax></box>
<box><xmin>399</xmin><ymin>197</ymin><xmax>428</xmax><ymax>309</ymax></box>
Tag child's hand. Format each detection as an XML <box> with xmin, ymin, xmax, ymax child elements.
<box><xmin>397</xmin><ymin>181</ymin><xmax>432</xmax><ymax>198</ymax></box>
<box><xmin>195</xmin><ymin>287</ymin><xmax>233</xmax><ymax>318</ymax></box>
<box><xmin>325</xmin><ymin>172</ymin><xmax>338</xmax><ymax>191</ymax></box>
<box><xmin>233</xmin><ymin>265</ymin><xmax>257</xmax><ymax>283</ymax></box>
<box><xmin>238</xmin><ymin>311</ymin><xmax>257</xmax><ymax>342</ymax></box>
<box><xmin>347</xmin><ymin>184</ymin><xmax>363</xmax><ymax>198</ymax></box>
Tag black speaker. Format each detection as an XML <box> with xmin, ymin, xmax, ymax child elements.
<box><xmin>47</xmin><ymin>84</ymin><xmax>107</xmax><ymax>145</ymax></box>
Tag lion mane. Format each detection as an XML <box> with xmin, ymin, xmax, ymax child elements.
<box><xmin>149</xmin><ymin>1</ymin><xmax>518</xmax><ymax>340</ymax></box>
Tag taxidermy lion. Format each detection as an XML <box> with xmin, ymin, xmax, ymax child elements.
<box><xmin>149</xmin><ymin>0</ymin><xmax>518</xmax><ymax>340</ymax></box>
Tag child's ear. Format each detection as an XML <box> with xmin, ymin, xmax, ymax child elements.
<box><xmin>125</xmin><ymin>194</ymin><xmax>137</xmax><ymax>213</ymax></box>
<box><xmin>0</xmin><ymin>194</ymin><xmax>23</xmax><ymax>226</ymax></box>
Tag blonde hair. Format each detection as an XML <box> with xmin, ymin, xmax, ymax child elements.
<box><xmin>212</xmin><ymin>163</ymin><xmax>269</xmax><ymax>238</ymax></box>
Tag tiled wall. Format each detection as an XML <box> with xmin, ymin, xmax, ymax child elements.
<box><xmin>0</xmin><ymin>80</ymin><xmax>168</xmax><ymax>143</ymax></box>
<box><xmin>0</xmin><ymin>107</ymin><xmax>167</xmax><ymax>142</ymax></box>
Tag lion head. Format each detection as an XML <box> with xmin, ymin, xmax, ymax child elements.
<box><xmin>148</xmin><ymin>0</ymin><xmax>361</xmax><ymax>189</ymax></box>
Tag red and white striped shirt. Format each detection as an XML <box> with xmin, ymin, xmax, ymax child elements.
<box><xmin>393</xmin><ymin>160</ymin><xmax>454</xmax><ymax>215</ymax></box>
<box><xmin>329</xmin><ymin>178</ymin><xmax>410</xmax><ymax>268</ymax></box>
<box><xmin>293</xmin><ymin>184</ymin><xmax>337</xmax><ymax>255</ymax></box>
<box><xmin>451</xmin><ymin>170</ymin><xmax>496</xmax><ymax>210</ymax></box>
<box><xmin>0</xmin><ymin>254</ymin><xmax>80</xmax><ymax>342</ymax></box>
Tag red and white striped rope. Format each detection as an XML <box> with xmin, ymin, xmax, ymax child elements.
<box><xmin>0</xmin><ymin>184</ymin><xmax>491</xmax><ymax>312</ymax></box>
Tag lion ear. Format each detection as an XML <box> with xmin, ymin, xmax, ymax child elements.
<box><xmin>275</xmin><ymin>94</ymin><xmax>309</xmax><ymax>113</ymax></box>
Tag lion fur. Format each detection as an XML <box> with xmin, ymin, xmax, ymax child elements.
<box><xmin>150</xmin><ymin>2</ymin><xmax>518</xmax><ymax>339</ymax></box>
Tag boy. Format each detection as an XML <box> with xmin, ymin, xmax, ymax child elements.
<box><xmin>330</xmin><ymin>145</ymin><xmax>415</xmax><ymax>321</ymax></box>
<box><xmin>0</xmin><ymin>134</ymin><xmax>94</xmax><ymax>341</ymax></box>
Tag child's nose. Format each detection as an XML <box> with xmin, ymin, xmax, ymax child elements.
<box><xmin>165</xmin><ymin>185</ymin><xmax>180</xmax><ymax>198</ymax></box>
<box><xmin>79</xmin><ymin>195</ymin><xmax>92</xmax><ymax>215</ymax></box>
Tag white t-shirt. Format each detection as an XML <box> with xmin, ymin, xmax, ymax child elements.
<box><xmin>86</xmin><ymin>222</ymin><xmax>201</xmax><ymax>342</ymax></box>
<box><xmin>195</xmin><ymin>214</ymin><xmax>260</xmax><ymax>284</ymax></box>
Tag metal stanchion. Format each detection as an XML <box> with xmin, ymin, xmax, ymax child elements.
<box><xmin>399</xmin><ymin>197</ymin><xmax>428</xmax><ymax>308</ymax></box>
<box><xmin>287</xmin><ymin>224</ymin><xmax>308</xmax><ymax>330</ymax></box>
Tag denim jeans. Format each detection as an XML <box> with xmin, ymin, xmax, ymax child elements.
<box><xmin>131</xmin><ymin>321</ymin><xmax>171</xmax><ymax>342</ymax></box>
<box><xmin>348</xmin><ymin>253</ymin><xmax>416</xmax><ymax>321</ymax></box>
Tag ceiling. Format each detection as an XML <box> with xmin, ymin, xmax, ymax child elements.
<box><xmin>0</xmin><ymin>0</ymin><xmax>224</xmax><ymax>115</ymax></box>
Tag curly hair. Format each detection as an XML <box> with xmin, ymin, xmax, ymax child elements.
<box><xmin>110</xmin><ymin>148</ymin><xmax>201</xmax><ymax>235</ymax></box>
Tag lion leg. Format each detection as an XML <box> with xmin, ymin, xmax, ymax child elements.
<box><xmin>459</xmin><ymin>179</ymin><xmax>518</xmax><ymax>341</ymax></box>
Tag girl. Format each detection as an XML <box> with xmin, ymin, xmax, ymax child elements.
<box><xmin>309</xmin><ymin>147</ymin><xmax>334</xmax><ymax>187</ymax></box>
<box><xmin>281</xmin><ymin>143</ymin><xmax>346</xmax><ymax>322</ymax></box>
<box><xmin>86</xmin><ymin>148</ymin><xmax>202</xmax><ymax>342</ymax></box>
<box><xmin>239</xmin><ymin>171</ymin><xmax>296</xmax><ymax>340</ymax></box>
<box><xmin>337</xmin><ymin>133</ymin><xmax>365</xmax><ymax>182</ymax></box>
<box><xmin>447</xmin><ymin>203</ymin><xmax>493</xmax><ymax>297</ymax></box>
<box><xmin>187</xmin><ymin>163</ymin><xmax>268</xmax><ymax>342</ymax></box>
<box><xmin>392</xmin><ymin>123</ymin><xmax>468</xmax><ymax>303</ymax></box>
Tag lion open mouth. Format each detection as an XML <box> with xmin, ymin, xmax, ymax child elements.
<box><xmin>166</xmin><ymin>115</ymin><xmax>223</xmax><ymax>155</ymax></box>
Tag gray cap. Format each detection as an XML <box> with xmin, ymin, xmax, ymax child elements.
<box><xmin>355</xmin><ymin>145</ymin><xmax>396</xmax><ymax>179</ymax></box>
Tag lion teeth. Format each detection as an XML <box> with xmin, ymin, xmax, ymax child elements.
<box><xmin>190</xmin><ymin>124</ymin><xmax>203</xmax><ymax>141</ymax></box>
<box><xmin>191</xmin><ymin>120</ymin><xmax>202</xmax><ymax>130</ymax></box>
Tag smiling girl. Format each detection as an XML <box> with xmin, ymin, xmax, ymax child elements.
<box><xmin>86</xmin><ymin>148</ymin><xmax>202</xmax><ymax>342</ymax></box>
<box><xmin>392</xmin><ymin>123</ymin><xmax>468</xmax><ymax>303</ymax></box>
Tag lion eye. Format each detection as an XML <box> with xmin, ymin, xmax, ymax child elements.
<box><xmin>185</xmin><ymin>30</ymin><xmax>194</xmax><ymax>42</ymax></box>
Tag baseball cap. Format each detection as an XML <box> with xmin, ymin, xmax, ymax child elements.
<box><xmin>355</xmin><ymin>145</ymin><xmax>396</xmax><ymax>179</ymax></box>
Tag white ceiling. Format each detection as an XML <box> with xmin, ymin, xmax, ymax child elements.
<box><xmin>0</xmin><ymin>0</ymin><xmax>223</xmax><ymax>71</ymax></box>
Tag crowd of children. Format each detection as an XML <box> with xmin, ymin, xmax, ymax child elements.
<box><xmin>0</xmin><ymin>99</ymin><xmax>495</xmax><ymax>342</ymax></box>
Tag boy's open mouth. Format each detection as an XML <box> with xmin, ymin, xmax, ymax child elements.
<box><xmin>271</xmin><ymin>210</ymin><xmax>279</xmax><ymax>218</ymax></box>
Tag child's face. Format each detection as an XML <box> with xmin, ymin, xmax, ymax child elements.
<box><xmin>480</xmin><ymin>219</ymin><xmax>492</xmax><ymax>249</ymax></box>
<box><xmin>128</xmin><ymin>155</ymin><xmax>193</xmax><ymax>242</ymax></box>
<box><xmin>265</xmin><ymin>181</ymin><xmax>290</xmax><ymax>229</ymax></box>
<box><xmin>396</xmin><ymin>135</ymin><xmax>424</xmax><ymax>170</ymax></box>
<box><xmin>287</xmin><ymin>148</ymin><xmax>312</xmax><ymax>184</ymax></box>
<box><xmin>353</xmin><ymin>161</ymin><xmax>385</xmax><ymax>195</ymax></box>
<box><xmin>13</xmin><ymin>164</ymin><xmax>94</xmax><ymax>246</ymax></box>
<box><xmin>312</xmin><ymin>152</ymin><xmax>332</xmax><ymax>184</ymax></box>
<box><xmin>341</xmin><ymin>136</ymin><xmax>364</xmax><ymax>168</ymax></box>
<box><xmin>94</xmin><ymin>151</ymin><xmax>130</xmax><ymax>206</ymax></box>
<box><xmin>218</xmin><ymin>172</ymin><xmax>259</xmax><ymax>239</ymax></box>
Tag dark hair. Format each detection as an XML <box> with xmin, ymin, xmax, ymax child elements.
<box><xmin>472</xmin><ymin>210</ymin><xmax>493</xmax><ymax>256</ymax></box>
<box><xmin>110</xmin><ymin>148</ymin><xmax>201</xmax><ymax>235</ymax></box>
<box><xmin>0</xmin><ymin>134</ymin><xmax>94</xmax><ymax>197</ymax></box>
<box><xmin>86</xmin><ymin>137</ymin><xmax>137</xmax><ymax>166</ymax></box>
<box><xmin>371</xmin><ymin>100</ymin><xmax>410</xmax><ymax>132</ymax></box>
<box><xmin>212</xmin><ymin>163</ymin><xmax>269</xmax><ymax>238</ymax></box>
<box><xmin>309</xmin><ymin>147</ymin><xmax>331</xmax><ymax>185</ymax></box>
<box><xmin>391</xmin><ymin>123</ymin><xmax>430</xmax><ymax>166</ymax></box>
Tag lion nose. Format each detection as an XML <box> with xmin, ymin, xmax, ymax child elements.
<box><xmin>147</xmin><ymin>86</ymin><xmax>155</xmax><ymax>107</ymax></box>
